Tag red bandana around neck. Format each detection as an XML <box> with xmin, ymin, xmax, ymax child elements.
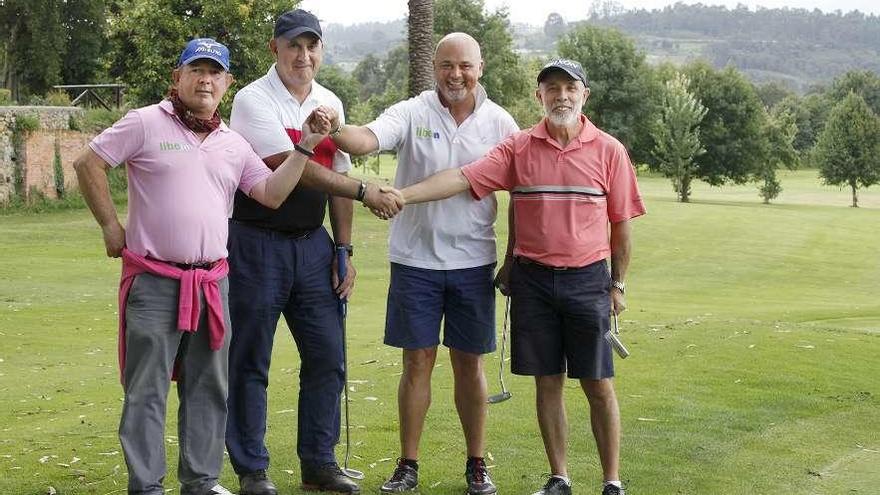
<box><xmin>168</xmin><ymin>89</ymin><xmax>222</xmax><ymax>134</ymax></box>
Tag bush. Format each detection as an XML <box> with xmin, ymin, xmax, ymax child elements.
<box><xmin>45</xmin><ymin>90</ymin><xmax>71</xmax><ymax>106</ymax></box>
<box><xmin>53</xmin><ymin>143</ymin><xmax>65</xmax><ymax>198</ymax></box>
<box><xmin>0</xmin><ymin>89</ymin><xmax>12</xmax><ymax>105</ymax></box>
<box><xmin>14</xmin><ymin>114</ymin><xmax>40</xmax><ymax>134</ymax></box>
<box><xmin>72</xmin><ymin>108</ymin><xmax>125</xmax><ymax>133</ymax></box>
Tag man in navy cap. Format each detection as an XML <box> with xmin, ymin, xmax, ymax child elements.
<box><xmin>223</xmin><ymin>8</ymin><xmax>397</xmax><ymax>495</ymax></box>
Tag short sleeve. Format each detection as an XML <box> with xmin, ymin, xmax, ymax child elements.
<box><xmin>606</xmin><ymin>142</ymin><xmax>646</xmax><ymax>222</ymax></box>
<box><xmin>366</xmin><ymin>100</ymin><xmax>411</xmax><ymax>151</ymax></box>
<box><xmin>238</xmin><ymin>147</ymin><xmax>273</xmax><ymax>195</ymax></box>
<box><xmin>230</xmin><ymin>88</ymin><xmax>293</xmax><ymax>159</ymax></box>
<box><xmin>460</xmin><ymin>134</ymin><xmax>518</xmax><ymax>200</ymax></box>
<box><xmin>89</xmin><ymin>110</ymin><xmax>145</xmax><ymax>167</ymax></box>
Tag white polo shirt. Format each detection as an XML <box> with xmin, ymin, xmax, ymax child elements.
<box><xmin>230</xmin><ymin>63</ymin><xmax>351</xmax><ymax>172</ymax></box>
<box><xmin>367</xmin><ymin>86</ymin><xmax>519</xmax><ymax>270</ymax></box>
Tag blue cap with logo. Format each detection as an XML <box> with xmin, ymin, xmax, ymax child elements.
<box><xmin>537</xmin><ymin>58</ymin><xmax>588</xmax><ymax>87</ymax></box>
<box><xmin>178</xmin><ymin>38</ymin><xmax>230</xmax><ymax>71</ymax></box>
<box><xmin>274</xmin><ymin>9</ymin><xmax>322</xmax><ymax>40</ymax></box>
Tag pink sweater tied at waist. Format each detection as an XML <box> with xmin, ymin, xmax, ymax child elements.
<box><xmin>117</xmin><ymin>248</ymin><xmax>230</xmax><ymax>383</ymax></box>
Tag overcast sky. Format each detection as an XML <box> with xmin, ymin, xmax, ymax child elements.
<box><xmin>299</xmin><ymin>0</ymin><xmax>879</xmax><ymax>26</ymax></box>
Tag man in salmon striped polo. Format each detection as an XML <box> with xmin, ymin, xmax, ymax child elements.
<box><xmin>397</xmin><ymin>59</ymin><xmax>646</xmax><ymax>495</ymax></box>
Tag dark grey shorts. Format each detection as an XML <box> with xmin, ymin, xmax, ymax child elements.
<box><xmin>509</xmin><ymin>258</ymin><xmax>614</xmax><ymax>379</ymax></box>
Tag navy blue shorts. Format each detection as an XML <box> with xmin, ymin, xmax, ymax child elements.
<box><xmin>385</xmin><ymin>262</ymin><xmax>496</xmax><ymax>354</ymax></box>
<box><xmin>509</xmin><ymin>258</ymin><xmax>614</xmax><ymax>379</ymax></box>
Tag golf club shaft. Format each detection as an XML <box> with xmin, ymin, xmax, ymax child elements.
<box><xmin>499</xmin><ymin>296</ymin><xmax>510</xmax><ymax>392</ymax></box>
<box><xmin>336</xmin><ymin>247</ymin><xmax>354</xmax><ymax>472</ymax></box>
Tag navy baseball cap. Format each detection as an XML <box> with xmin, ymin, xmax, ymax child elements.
<box><xmin>274</xmin><ymin>9</ymin><xmax>322</xmax><ymax>40</ymax></box>
<box><xmin>537</xmin><ymin>58</ymin><xmax>588</xmax><ymax>86</ymax></box>
<box><xmin>178</xmin><ymin>38</ymin><xmax>230</xmax><ymax>71</ymax></box>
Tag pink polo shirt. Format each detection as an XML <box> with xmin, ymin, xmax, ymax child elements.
<box><xmin>89</xmin><ymin>100</ymin><xmax>272</xmax><ymax>264</ymax></box>
<box><xmin>462</xmin><ymin>115</ymin><xmax>646</xmax><ymax>268</ymax></box>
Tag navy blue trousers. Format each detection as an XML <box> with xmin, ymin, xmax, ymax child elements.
<box><xmin>225</xmin><ymin>222</ymin><xmax>344</xmax><ymax>474</ymax></box>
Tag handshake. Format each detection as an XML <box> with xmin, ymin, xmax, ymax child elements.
<box><xmin>305</xmin><ymin>105</ymin><xmax>405</xmax><ymax>220</ymax></box>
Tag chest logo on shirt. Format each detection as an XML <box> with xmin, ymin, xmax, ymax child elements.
<box><xmin>159</xmin><ymin>141</ymin><xmax>194</xmax><ymax>152</ymax></box>
<box><xmin>416</xmin><ymin>126</ymin><xmax>440</xmax><ymax>140</ymax></box>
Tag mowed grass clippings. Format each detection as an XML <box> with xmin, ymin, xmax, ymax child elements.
<box><xmin>0</xmin><ymin>169</ymin><xmax>878</xmax><ymax>494</ymax></box>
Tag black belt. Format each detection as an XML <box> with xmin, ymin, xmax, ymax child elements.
<box><xmin>173</xmin><ymin>261</ymin><xmax>215</xmax><ymax>270</ymax></box>
<box><xmin>515</xmin><ymin>256</ymin><xmax>585</xmax><ymax>271</ymax></box>
<box><xmin>230</xmin><ymin>220</ymin><xmax>316</xmax><ymax>240</ymax></box>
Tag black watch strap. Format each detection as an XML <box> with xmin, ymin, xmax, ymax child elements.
<box><xmin>336</xmin><ymin>243</ymin><xmax>354</xmax><ymax>257</ymax></box>
<box><xmin>355</xmin><ymin>181</ymin><xmax>367</xmax><ymax>202</ymax></box>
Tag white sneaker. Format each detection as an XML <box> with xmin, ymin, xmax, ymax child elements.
<box><xmin>206</xmin><ymin>484</ymin><xmax>235</xmax><ymax>495</ymax></box>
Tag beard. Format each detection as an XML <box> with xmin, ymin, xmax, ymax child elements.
<box><xmin>546</xmin><ymin>105</ymin><xmax>580</xmax><ymax>127</ymax></box>
<box><xmin>439</xmin><ymin>85</ymin><xmax>468</xmax><ymax>103</ymax></box>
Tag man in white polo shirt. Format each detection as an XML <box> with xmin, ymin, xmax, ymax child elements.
<box><xmin>318</xmin><ymin>32</ymin><xmax>518</xmax><ymax>495</ymax></box>
<box><xmin>224</xmin><ymin>9</ymin><xmax>401</xmax><ymax>495</ymax></box>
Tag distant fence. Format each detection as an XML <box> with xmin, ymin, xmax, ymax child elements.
<box><xmin>52</xmin><ymin>84</ymin><xmax>126</xmax><ymax>110</ymax></box>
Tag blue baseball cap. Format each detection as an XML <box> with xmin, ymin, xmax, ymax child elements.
<box><xmin>178</xmin><ymin>38</ymin><xmax>230</xmax><ymax>71</ymax></box>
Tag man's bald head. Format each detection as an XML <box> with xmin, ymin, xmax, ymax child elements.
<box><xmin>433</xmin><ymin>32</ymin><xmax>484</xmax><ymax>106</ymax></box>
<box><xmin>434</xmin><ymin>32</ymin><xmax>482</xmax><ymax>61</ymax></box>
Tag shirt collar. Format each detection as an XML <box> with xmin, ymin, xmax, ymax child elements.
<box><xmin>158</xmin><ymin>99</ymin><xmax>230</xmax><ymax>133</ymax></box>
<box><xmin>428</xmin><ymin>83</ymin><xmax>489</xmax><ymax>115</ymax></box>
<box><xmin>528</xmin><ymin>113</ymin><xmax>598</xmax><ymax>147</ymax></box>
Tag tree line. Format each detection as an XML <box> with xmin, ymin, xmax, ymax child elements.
<box><xmin>2</xmin><ymin>0</ymin><xmax>878</xmax><ymax>206</ymax></box>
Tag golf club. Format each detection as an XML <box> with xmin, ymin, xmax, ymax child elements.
<box><xmin>336</xmin><ymin>247</ymin><xmax>365</xmax><ymax>480</ymax></box>
<box><xmin>605</xmin><ymin>311</ymin><xmax>630</xmax><ymax>359</ymax></box>
<box><xmin>488</xmin><ymin>296</ymin><xmax>512</xmax><ymax>404</ymax></box>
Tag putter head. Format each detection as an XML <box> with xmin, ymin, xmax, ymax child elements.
<box><xmin>342</xmin><ymin>467</ymin><xmax>365</xmax><ymax>480</ymax></box>
<box><xmin>487</xmin><ymin>391</ymin><xmax>512</xmax><ymax>404</ymax></box>
<box><xmin>604</xmin><ymin>330</ymin><xmax>630</xmax><ymax>359</ymax></box>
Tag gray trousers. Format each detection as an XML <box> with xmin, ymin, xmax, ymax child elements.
<box><xmin>119</xmin><ymin>273</ymin><xmax>231</xmax><ymax>495</ymax></box>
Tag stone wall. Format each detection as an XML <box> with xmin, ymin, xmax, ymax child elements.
<box><xmin>0</xmin><ymin>106</ymin><xmax>91</xmax><ymax>203</ymax></box>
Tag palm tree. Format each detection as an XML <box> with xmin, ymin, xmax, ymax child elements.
<box><xmin>407</xmin><ymin>0</ymin><xmax>433</xmax><ymax>97</ymax></box>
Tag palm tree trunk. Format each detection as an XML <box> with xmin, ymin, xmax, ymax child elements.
<box><xmin>407</xmin><ymin>0</ymin><xmax>434</xmax><ymax>97</ymax></box>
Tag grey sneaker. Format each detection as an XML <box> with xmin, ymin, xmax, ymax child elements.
<box><xmin>465</xmin><ymin>457</ymin><xmax>496</xmax><ymax>495</ymax></box>
<box><xmin>602</xmin><ymin>484</ymin><xmax>625</xmax><ymax>495</ymax></box>
<box><xmin>239</xmin><ymin>470</ymin><xmax>278</xmax><ymax>495</ymax></box>
<box><xmin>380</xmin><ymin>458</ymin><xmax>419</xmax><ymax>493</ymax></box>
<box><xmin>532</xmin><ymin>476</ymin><xmax>572</xmax><ymax>495</ymax></box>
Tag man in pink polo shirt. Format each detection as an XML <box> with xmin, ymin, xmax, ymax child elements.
<box><xmin>398</xmin><ymin>59</ymin><xmax>645</xmax><ymax>495</ymax></box>
<box><xmin>72</xmin><ymin>38</ymin><xmax>348</xmax><ymax>495</ymax></box>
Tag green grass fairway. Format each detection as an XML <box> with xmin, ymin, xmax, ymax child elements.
<box><xmin>1</xmin><ymin>170</ymin><xmax>878</xmax><ymax>494</ymax></box>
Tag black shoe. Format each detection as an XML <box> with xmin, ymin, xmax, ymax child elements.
<box><xmin>380</xmin><ymin>458</ymin><xmax>419</xmax><ymax>493</ymax></box>
<box><xmin>532</xmin><ymin>476</ymin><xmax>572</xmax><ymax>495</ymax></box>
<box><xmin>239</xmin><ymin>470</ymin><xmax>278</xmax><ymax>495</ymax></box>
<box><xmin>602</xmin><ymin>484</ymin><xmax>625</xmax><ymax>495</ymax></box>
<box><xmin>465</xmin><ymin>457</ymin><xmax>496</xmax><ymax>495</ymax></box>
<box><xmin>301</xmin><ymin>462</ymin><xmax>360</xmax><ymax>493</ymax></box>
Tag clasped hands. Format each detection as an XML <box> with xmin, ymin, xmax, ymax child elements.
<box><xmin>306</xmin><ymin>106</ymin><xmax>404</xmax><ymax>220</ymax></box>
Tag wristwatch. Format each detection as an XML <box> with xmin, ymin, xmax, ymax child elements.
<box><xmin>611</xmin><ymin>280</ymin><xmax>626</xmax><ymax>294</ymax></box>
<box><xmin>336</xmin><ymin>243</ymin><xmax>354</xmax><ymax>257</ymax></box>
